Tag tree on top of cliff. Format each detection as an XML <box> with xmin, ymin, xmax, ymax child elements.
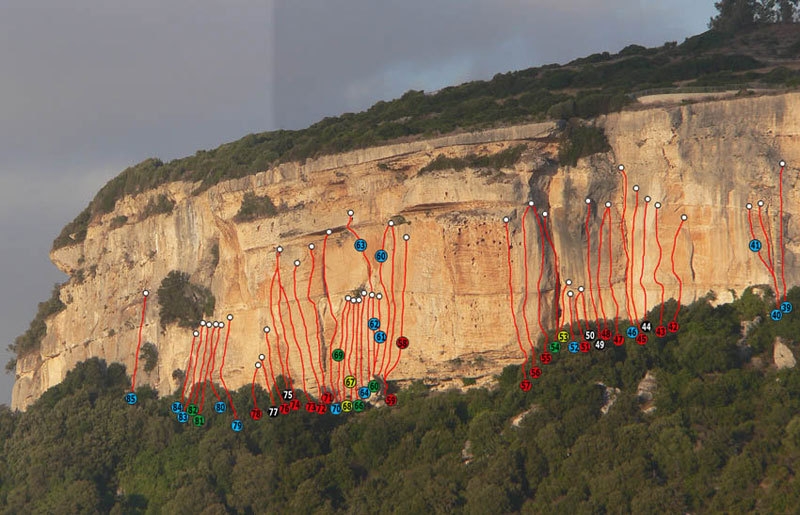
<box><xmin>710</xmin><ymin>0</ymin><xmax>797</xmax><ymax>31</ymax></box>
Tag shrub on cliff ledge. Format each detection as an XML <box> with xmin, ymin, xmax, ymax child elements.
<box><xmin>557</xmin><ymin>122</ymin><xmax>611</xmax><ymax>166</ymax></box>
<box><xmin>6</xmin><ymin>284</ymin><xmax>66</xmax><ymax>367</ymax></box>
<box><xmin>156</xmin><ymin>271</ymin><xmax>215</xmax><ymax>328</ymax></box>
<box><xmin>234</xmin><ymin>192</ymin><xmax>277</xmax><ymax>222</ymax></box>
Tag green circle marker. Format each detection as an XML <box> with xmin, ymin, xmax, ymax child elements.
<box><xmin>354</xmin><ymin>400</ymin><xmax>365</xmax><ymax>412</ymax></box>
<box><xmin>332</xmin><ymin>349</ymin><xmax>345</xmax><ymax>362</ymax></box>
<box><xmin>368</xmin><ymin>380</ymin><xmax>380</xmax><ymax>393</ymax></box>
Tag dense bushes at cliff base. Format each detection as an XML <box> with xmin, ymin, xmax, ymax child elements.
<box><xmin>1</xmin><ymin>288</ymin><xmax>800</xmax><ymax>512</ymax></box>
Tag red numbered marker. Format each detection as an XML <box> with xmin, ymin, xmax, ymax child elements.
<box><xmin>385</xmin><ymin>394</ymin><xmax>398</xmax><ymax>407</ymax></box>
<box><xmin>250</xmin><ymin>408</ymin><xmax>263</xmax><ymax>421</ymax></box>
<box><xmin>667</xmin><ymin>321</ymin><xmax>680</xmax><ymax>333</ymax></box>
<box><xmin>396</xmin><ymin>336</ymin><xmax>410</xmax><ymax>349</ymax></box>
<box><xmin>580</xmin><ymin>341</ymin><xmax>590</xmax><ymax>353</ymax></box>
<box><xmin>279</xmin><ymin>403</ymin><xmax>291</xmax><ymax>415</ymax></box>
<box><xmin>519</xmin><ymin>380</ymin><xmax>532</xmax><ymax>392</ymax></box>
<box><xmin>636</xmin><ymin>333</ymin><xmax>648</xmax><ymax>345</ymax></box>
<box><xmin>613</xmin><ymin>334</ymin><xmax>624</xmax><ymax>347</ymax></box>
<box><xmin>305</xmin><ymin>402</ymin><xmax>317</xmax><ymax>413</ymax></box>
<box><xmin>655</xmin><ymin>325</ymin><xmax>667</xmax><ymax>338</ymax></box>
<box><xmin>540</xmin><ymin>352</ymin><xmax>552</xmax><ymax>365</ymax></box>
<box><xmin>530</xmin><ymin>367</ymin><xmax>542</xmax><ymax>379</ymax></box>
<box><xmin>600</xmin><ymin>329</ymin><xmax>612</xmax><ymax>340</ymax></box>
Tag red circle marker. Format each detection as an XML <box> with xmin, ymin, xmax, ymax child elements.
<box><xmin>600</xmin><ymin>329</ymin><xmax>612</xmax><ymax>340</ymax></box>
<box><xmin>540</xmin><ymin>352</ymin><xmax>552</xmax><ymax>365</ymax></box>
<box><xmin>613</xmin><ymin>334</ymin><xmax>624</xmax><ymax>346</ymax></box>
<box><xmin>655</xmin><ymin>325</ymin><xmax>667</xmax><ymax>338</ymax></box>
<box><xmin>636</xmin><ymin>333</ymin><xmax>648</xmax><ymax>345</ymax></box>
<box><xmin>396</xmin><ymin>336</ymin><xmax>409</xmax><ymax>349</ymax></box>
<box><xmin>530</xmin><ymin>367</ymin><xmax>542</xmax><ymax>379</ymax></box>
<box><xmin>385</xmin><ymin>394</ymin><xmax>398</xmax><ymax>407</ymax></box>
<box><xmin>667</xmin><ymin>321</ymin><xmax>680</xmax><ymax>333</ymax></box>
<box><xmin>520</xmin><ymin>380</ymin><xmax>532</xmax><ymax>392</ymax></box>
<box><xmin>580</xmin><ymin>341</ymin><xmax>590</xmax><ymax>353</ymax></box>
<box><xmin>250</xmin><ymin>408</ymin><xmax>263</xmax><ymax>421</ymax></box>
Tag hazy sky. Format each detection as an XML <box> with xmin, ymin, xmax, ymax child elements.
<box><xmin>0</xmin><ymin>1</ymin><xmax>716</xmax><ymax>406</ymax></box>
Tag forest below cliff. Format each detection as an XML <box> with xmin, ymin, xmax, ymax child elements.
<box><xmin>1</xmin><ymin>287</ymin><xmax>799</xmax><ymax>513</ymax></box>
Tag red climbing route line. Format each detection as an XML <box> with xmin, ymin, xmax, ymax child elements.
<box><xmin>747</xmin><ymin>208</ymin><xmax>779</xmax><ymax>308</ymax></box>
<box><xmin>585</xmin><ymin>203</ymin><xmax>599</xmax><ymax>329</ymax></box>
<box><xmin>630</xmin><ymin>189</ymin><xmax>640</xmax><ymax>325</ymax></box>
<box><xmin>757</xmin><ymin>204</ymin><xmax>781</xmax><ymax>306</ymax></box>
<box><xmin>596</xmin><ymin>208</ymin><xmax>608</xmax><ymax>329</ymax></box>
<box><xmin>540</xmin><ymin>213</ymin><xmax>562</xmax><ymax>331</ymax></box>
<box><xmin>758</xmin><ymin>205</ymin><xmax>776</xmax><ymax>273</ymax></box>
<box><xmin>180</xmin><ymin>328</ymin><xmax>199</xmax><ymax>404</ymax></box>
<box><xmin>606</xmin><ymin>207</ymin><xmax>620</xmax><ymax>333</ymax></box>
<box><xmin>219</xmin><ymin>318</ymin><xmax>238</xmax><ymax>419</ymax></box>
<box><xmin>378</xmin><ymin>225</ymin><xmax>392</xmax><ymax>381</ymax></box>
<box><xmin>306</xmin><ymin>245</ymin><xmax>327</xmax><ymax>394</ymax></box>
<box><xmin>534</xmin><ymin>207</ymin><xmax>550</xmax><ymax>346</ymax></box>
<box><xmin>567</xmin><ymin>293</ymin><xmax>576</xmax><ymax>340</ymax></box>
<box><xmin>130</xmin><ymin>292</ymin><xmax>148</xmax><ymax>392</ymax></box>
<box><xmin>671</xmin><ymin>218</ymin><xmax>686</xmax><ymax>322</ymax></box>
<box><xmin>337</xmin><ymin>302</ymin><xmax>351</xmax><ymax>401</ymax></box>
<box><xmin>504</xmin><ymin>220</ymin><xmax>529</xmax><ymax>378</ymax></box>
<box><xmin>386</xmin><ymin>234</ymin><xmax>410</xmax><ymax>382</ymax></box>
<box><xmin>195</xmin><ymin>325</ymin><xmax>215</xmax><ymax>412</ymax></box>
<box><xmin>251</xmin><ymin>368</ymin><xmax>260</xmax><ymax>411</ymax></box>
<box><xmin>269</xmin><ymin>256</ymin><xmax>292</xmax><ymax>391</ymax></box>
<box><xmin>653</xmin><ymin>207</ymin><xmax>666</xmax><ymax>327</ymax></box>
<box><xmin>321</xmin><ymin>232</ymin><xmax>339</xmax><ymax>396</ymax></box>
<box><xmin>521</xmin><ymin>205</ymin><xmax>536</xmax><ymax>355</ymax></box>
<box><xmin>190</xmin><ymin>324</ymin><xmax>211</xmax><ymax>406</ymax></box>
<box><xmin>388</xmin><ymin>227</ymin><xmax>398</xmax><ymax>376</ymax></box>
<box><xmin>559</xmin><ymin>286</ymin><xmax>568</xmax><ymax>329</ymax></box>
<box><xmin>293</xmin><ymin>264</ymin><xmax>321</xmax><ymax>395</ymax></box>
<box><xmin>617</xmin><ymin>166</ymin><xmax>635</xmax><ymax>324</ymax></box>
<box><xmin>346</xmin><ymin>215</ymin><xmax>374</xmax><ymax>291</ymax></box>
<box><xmin>206</xmin><ymin>326</ymin><xmax>222</xmax><ymax>403</ymax></box>
<box><xmin>263</xmin><ymin>331</ymin><xmax>278</xmax><ymax>405</ymax></box>
<box><xmin>277</xmin><ymin>260</ymin><xmax>310</xmax><ymax>403</ymax></box>
<box><xmin>638</xmin><ymin>201</ymin><xmax>649</xmax><ymax>322</ymax></box>
<box><xmin>779</xmin><ymin>163</ymin><xmax>788</xmax><ymax>300</ymax></box>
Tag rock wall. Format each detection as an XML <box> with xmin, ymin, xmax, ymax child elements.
<box><xmin>11</xmin><ymin>93</ymin><xmax>800</xmax><ymax>410</ymax></box>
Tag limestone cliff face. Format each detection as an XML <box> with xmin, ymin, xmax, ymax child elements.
<box><xmin>11</xmin><ymin>93</ymin><xmax>800</xmax><ymax>410</ymax></box>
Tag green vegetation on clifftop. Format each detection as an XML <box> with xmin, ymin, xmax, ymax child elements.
<box><xmin>1</xmin><ymin>288</ymin><xmax>800</xmax><ymax>512</ymax></box>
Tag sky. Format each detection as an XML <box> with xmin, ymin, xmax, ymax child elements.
<box><xmin>0</xmin><ymin>0</ymin><xmax>716</xmax><ymax>406</ymax></box>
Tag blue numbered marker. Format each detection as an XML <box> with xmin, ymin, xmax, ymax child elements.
<box><xmin>375</xmin><ymin>249</ymin><xmax>388</xmax><ymax>263</ymax></box>
<box><xmin>781</xmin><ymin>301</ymin><xmax>793</xmax><ymax>314</ymax></box>
<box><xmin>214</xmin><ymin>401</ymin><xmax>227</xmax><ymax>414</ymax></box>
<box><xmin>330</xmin><ymin>403</ymin><xmax>342</xmax><ymax>415</ymax></box>
<box><xmin>771</xmin><ymin>309</ymin><xmax>783</xmax><ymax>321</ymax></box>
<box><xmin>177</xmin><ymin>411</ymin><xmax>189</xmax><ymax>424</ymax></box>
<box><xmin>231</xmin><ymin>419</ymin><xmax>243</xmax><ymax>432</ymax></box>
<box><xmin>354</xmin><ymin>239</ymin><xmax>367</xmax><ymax>252</ymax></box>
<box><xmin>749</xmin><ymin>239</ymin><xmax>762</xmax><ymax>252</ymax></box>
<box><xmin>171</xmin><ymin>401</ymin><xmax>183</xmax><ymax>413</ymax></box>
<box><xmin>568</xmin><ymin>341</ymin><xmax>579</xmax><ymax>354</ymax></box>
<box><xmin>125</xmin><ymin>392</ymin><xmax>137</xmax><ymax>405</ymax></box>
<box><xmin>374</xmin><ymin>330</ymin><xmax>387</xmax><ymax>344</ymax></box>
<box><xmin>358</xmin><ymin>387</ymin><xmax>371</xmax><ymax>399</ymax></box>
<box><xmin>368</xmin><ymin>317</ymin><xmax>380</xmax><ymax>330</ymax></box>
<box><xmin>626</xmin><ymin>326</ymin><xmax>639</xmax><ymax>339</ymax></box>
